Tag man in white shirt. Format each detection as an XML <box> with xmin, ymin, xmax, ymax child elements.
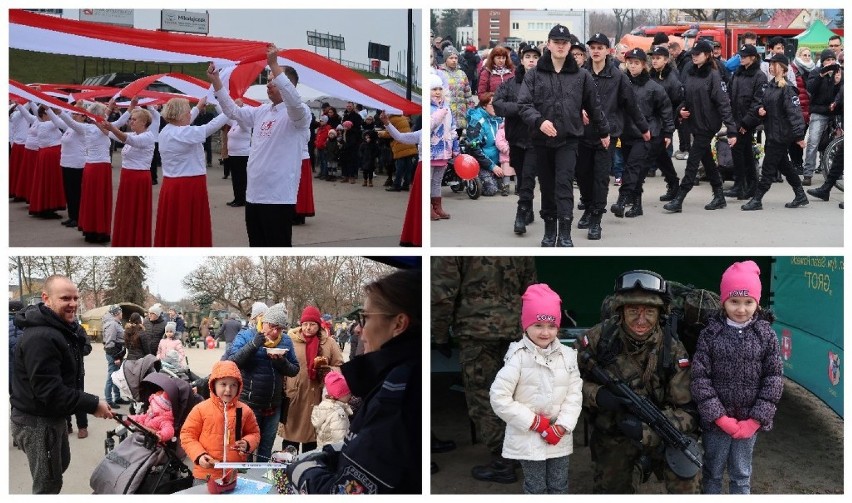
<box><xmin>208</xmin><ymin>44</ymin><xmax>311</xmax><ymax>246</ymax></box>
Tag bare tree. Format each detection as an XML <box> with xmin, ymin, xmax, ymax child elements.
<box><xmin>677</xmin><ymin>9</ymin><xmax>770</xmax><ymax>23</ymax></box>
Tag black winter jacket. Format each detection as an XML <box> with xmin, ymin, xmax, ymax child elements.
<box><xmin>679</xmin><ymin>61</ymin><xmax>737</xmax><ymax>138</ymax></box>
<box><xmin>143</xmin><ymin>315</ymin><xmax>166</xmax><ymax>356</ymax></box>
<box><xmin>649</xmin><ymin>64</ymin><xmax>683</xmax><ymax>111</ymax></box>
<box><xmin>758</xmin><ymin>79</ymin><xmax>806</xmax><ymax>144</ymax></box>
<box><xmin>582</xmin><ymin>56</ymin><xmax>648</xmax><ymax>143</ymax></box>
<box><xmin>492</xmin><ymin>66</ymin><xmax>533</xmax><ymax>150</ymax></box>
<box><xmin>518</xmin><ymin>51</ymin><xmax>609</xmax><ymax>147</ymax></box>
<box><xmin>729</xmin><ymin>62</ymin><xmax>768</xmax><ymax>130</ymax></box>
<box><xmin>11</xmin><ymin>304</ymin><xmax>100</xmax><ymax>418</ymax></box>
<box><xmin>806</xmin><ymin>67</ymin><xmax>841</xmax><ymax>116</ymax></box>
<box><xmin>623</xmin><ymin>71</ymin><xmax>675</xmax><ymax>141</ymax></box>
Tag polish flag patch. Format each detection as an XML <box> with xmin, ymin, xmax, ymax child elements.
<box><xmin>678</xmin><ymin>358</ymin><xmax>690</xmax><ymax>368</ymax></box>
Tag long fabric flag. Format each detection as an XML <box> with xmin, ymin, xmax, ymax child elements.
<box><xmin>10</xmin><ymin>9</ymin><xmax>420</xmax><ymax>115</ymax></box>
<box><xmin>9</xmin><ymin>80</ymin><xmax>103</xmax><ymax>121</ymax></box>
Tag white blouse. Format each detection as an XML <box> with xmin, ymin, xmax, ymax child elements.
<box><xmin>226</xmin><ymin>119</ymin><xmax>251</xmax><ymax>157</ymax></box>
<box><xmin>158</xmin><ymin>112</ymin><xmax>229</xmax><ymax>178</ymax></box>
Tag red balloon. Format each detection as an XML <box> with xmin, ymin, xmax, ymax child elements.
<box><xmin>453</xmin><ymin>153</ymin><xmax>480</xmax><ymax>180</ymax></box>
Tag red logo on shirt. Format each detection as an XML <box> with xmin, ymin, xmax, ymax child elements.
<box><xmin>259</xmin><ymin>120</ymin><xmax>276</xmax><ymax>138</ymax></box>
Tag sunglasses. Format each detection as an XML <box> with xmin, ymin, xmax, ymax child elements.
<box><xmin>615</xmin><ymin>270</ymin><xmax>668</xmax><ymax>294</ymax></box>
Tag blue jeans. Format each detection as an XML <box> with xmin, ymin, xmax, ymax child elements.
<box><xmin>611</xmin><ymin>145</ymin><xmax>624</xmax><ymax>178</ymax></box>
<box><xmin>803</xmin><ymin>113</ymin><xmax>830</xmax><ymax>177</ymax></box>
<box><xmin>393</xmin><ymin>155</ymin><xmax>417</xmax><ymax>188</ymax></box>
<box><xmin>104</xmin><ymin>353</ymin><xmax>120</xmax><ymax>403</ymax></box>
<box><xmin>702</xmin><ymin>426</ymin><xmax>758</xmax><ymax>494</ymax></box>
<box><xmin>317</xmin><ymin>149</ymin><xmax>328</xmax><ymax>177</ymax></box>
<box><xmin>252</xmin><ymin>404</ymin><xmax>281</xmax><ymax>463</ymax></box>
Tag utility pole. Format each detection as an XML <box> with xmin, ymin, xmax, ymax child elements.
<box><xmin>407</xmin><ymin>9</ymin><xmax>414</xmax><ymax>100</ymax></box>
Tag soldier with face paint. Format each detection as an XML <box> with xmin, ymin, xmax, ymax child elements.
<box><xmin>574</xmin><ymin>270</ymin><xmax>700</xmax><ymax>494</ymax></box>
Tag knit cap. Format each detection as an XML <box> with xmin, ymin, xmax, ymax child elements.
<box><xmin>300</xmin><ymin>305</ymin><xmax>322</xmax><ymax>325</ymax></box>
<box><xmin>319</xmin><ymin>115</ymin><xmax>329</xmax><ymax>124</ymax></box>
<box><xmin>165</xmin><ymin>321</ymin><xmax>176</xmax><ymax>333</ymax></box>
<box><xmin>148</xmin><ymin>303</ymin><xmax>163</xmax><ymax>317</ymax></box>
<box><xmin>652</xmin><ymin>32</ymin><xmax>670</xmax><ymax>46</ymax></box>
<box><xmin>250</xmin><ymin>302</ymin><xmax>268</xmax><ymax>320</ymax></box>
<box><xmin>265</xmin><ymin>303</ymin><xmax>289</xmax><ymax>327</ymax></box>
<box><xmin>150</xmin><ymin>391</ymin><xmax>172</xmax><ymax>412</ymax></box>
<box><xmin>108</xmin><ymin>304</ymin><xmax>122</xmax><ymax>315</ymax></box>
<box><xmin>443</xmin><ymin>45</ymin><xmax>459</xmax><ymax>59</ymax></box>
<box><xmin>521</xmin><ymin>283</ymin><xmax>562</xmax><ymax>331</ymax></box>
<box><xmin>342</xmin><ymin>120</ymin><xmax>353</xmax><ymax>129</ymax></box>
<box><xmin>429</xmin><ymin>72</ymin><xmax>445</xmax><ymax>90</ymax></box>
<box><xmin>324</xmin><ymin>371</ymin><xmax>351</xmax><ymax>399</ymax></box>
<box><xmin>720</xmin><ymin>260</ymin><xmax>762</xmax><ymax>304</ymax></box>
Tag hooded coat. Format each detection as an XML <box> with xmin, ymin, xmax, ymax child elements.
<box><xmin>225</xmin><ymin>325</ymin><xmax>299</xmax><ymax>411</ymax></box>
<box><xmin>180</xmin><ymin>360</ymin><xmax>261</xmax><ymax>481</ymax></box>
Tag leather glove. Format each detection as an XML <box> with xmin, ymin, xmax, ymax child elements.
<box><xmin>530</xmin><ymin>415</ymin><xmax>551</xmax><ymax>434</ymax></box>
<box><xmin>541</xmin><ymin>425</ymin><xmax>565</xmax><ymax>445</ymax></box>
<box><xmin>286</xmin><ymin>448</ymin><xmax>329</xmax><ymax>489</ymax></box>
<box><xmin>618</xmin><ymin>414</ymin><xmax>644</xmax><ymax>441</ymax></box>
<box><xmin>252</xmin><ymin>332</ymin><xmax>266</xmax><ymax>349</ymax></box>
<box><xmin>435</xmin><ymin>342</ymin><xmax>452</xmax><ymax>359</ymax></box>
<box><xmin>595</xmin><ymin>387</ymin><xmax>631</xmax><ymax>411</ymax></box>
<box><xmin>732</xmin><ymin>418</ymin><xmax>761</xmax><ymax>439</ymax></box>
<box><xmin>714</xmin><ymin>415</ymin><xmax>740</xmax><ymax>437</ymax></box>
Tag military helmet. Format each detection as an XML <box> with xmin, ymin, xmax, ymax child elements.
<box><xmin>610</xmin><ymin>270</ymin><xmax>669</xmax><ymax>310</ymax></box>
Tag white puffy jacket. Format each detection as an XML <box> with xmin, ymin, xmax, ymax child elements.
<box><xmin>490</xmin><ymin>336</ymin><xmax>583</xmax><ymax>461</ymax></box>
<box><xmin>311</xmin><ymin>398</ymin><xmax>353</xmax><ymax>448</ymax></box>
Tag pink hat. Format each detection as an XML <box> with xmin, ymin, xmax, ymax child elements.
<box><xmin>324</xmin><ymin>371</ymin><xmax>350</xmax><ymax>399</ymax></box>
<box><xmin>720</xmin><ymin>260</ymin><xmax>762</xmax><ymax>304</ymax></box>
<box><xmin>342</xmin><ymin>120</ymin><xmax>353</xmax><ymax>129</ymax></box>
<box><xmin>521</xmin><ymin>283</ymin><xmax>562</xmax><ymax>331</ymax></box>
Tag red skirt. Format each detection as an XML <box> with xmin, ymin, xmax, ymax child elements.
<box><xmin>295</xmin><ymin>158</ymin><xmax>315</xmax><ymax>217</ymax></box>
<box><xmin>154</xmin><ymin>175</ymin><xmax>212</xmax><ymax>247</ymax></box>
<box><xmin>15</xmin><ymin>147</ymin><xmax>39</xmax><ymax>201</ymax></box>
<box><xmin>29</xmin><ymin>145</ymin><xmax>66</xmax><ymax>214</ymax></box>
<box><xmin>9</xmin><ymin>143</ymin><xmax>25</xmax><ymax>197</ymax></box>
<box><xmin>112</xmin><ymin>168</ymin><xmax>152</xmax><ymax>247</ymax></box>
<box><xmin>78</xmin><ymin>162</ymin><xmax>113</xmax><ymax>235</ymax></box>
<box><xmin>399</xmin><ymin>161</ymin><xmax>422</xmax><ymax>247</ymax></box>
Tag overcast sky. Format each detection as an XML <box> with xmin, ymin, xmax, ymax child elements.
<box><xmin>145</xmin><ymin>256</ymin><xmax>207</xmax><ymax>302</ymax></box>
<box><xmin>56</xmin><ymin>9</ymin><xmax>421</xmax><ymax>76</ymax></box>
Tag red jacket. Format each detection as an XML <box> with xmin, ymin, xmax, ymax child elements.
<box><xmin>180</xmin><ymin>360</ymin><xmax>261</xmax><ymax>481</ymax></box>
<box><xmin>792</xmin><ymin>64</ymin><xmax>811</xmax><ymax>124</ymax></box>
<box><xmin>315</xmin><ymin>124</ymin><xmax>332</xmax><ymax>150</ymax></box>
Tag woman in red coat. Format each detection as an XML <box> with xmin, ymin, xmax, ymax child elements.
<box><xmin>477</xmin><ymin>46</ymin><xmax>515</xmax><ymax>96</ymax></box>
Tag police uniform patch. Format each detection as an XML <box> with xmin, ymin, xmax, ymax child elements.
<box><xmin>334</xmin><ymin>465</ymin><xmax>377</xmax><ymax>494</ymax></box>
<box><xmin>678</xmin><ymin>358</ymin><xmax>690</xmax><ymax>368</ymax></box>
<box><xmin>792</xmin><ymin>95</ymin><xmax>801</xmax><ymax>107</ymax></box>
<box><xmin>720</xmin><ymin>81</ymin><xmax>728</xmax><ymax>93</ymax></box>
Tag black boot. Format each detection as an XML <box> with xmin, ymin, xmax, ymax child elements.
<box><xmin>431</xmin><ymin>433</ymin><xmax>457</xmax><ymax>453</ymax></box>
<box><xmin>556</xmin><ymin>218</ymin><xmax>574</xmax><ymax>247</ymax></box>
<box><xmin>723</xmin><ymin>180</ymin><xmax>742</xmax><ymax>198</ymax></box>
<box><xmin>514</xmin><ymin>205</ymin><xmax>532</xmax><ymax>235</ymax></box>
<box><xmin>541</xmin><ymin>217</ymin><xmax>557</xmax><ymax>247</ymax></box>
<box><xmin>471</xmin><ymin>456</ymin><xmax>518</xmax><ymax>484</ymax></box>
<box><xmin>704</xmin><ymin>186</ymin><xmax>727</xmax><ymax>210</ymax></box>
<box><xmin>663</xmin><ymin>188</ymin><xmax>688</xmax><ymax>212</ymax></box>
<box><xmin>659</xmin><ymin>182</ymin><xmax>678</xmax><ymax>201</ymax></box>
<box><xmin>785</xmin><ymin>186</ymin><xmax>809</xmax><ymax>208</ymax></box>
<box><xmin>807</xmin><ymin>183</ymin><xmax>833</xmax><ymax>201</ymax></box>
<box><xmin>587</xmin><ymin>211</ymin><xmax>603</xmax><ymax>240</ymax></box>
<box><xmin>610</xmin><ymin>192</ymin><xmax>630</xmax><ymax>218</ymax></box>
<box><xmin>577</xmin><ymin>209</ymin><xmax>592</xmax><ymax>229</ymax></box>
<box><xmin>741</xmin><ymin>189</ymin><xmax>765</xmax><ymax>211</ymax></box>
<box><xmin>525</xmin><ymin>210</ymin><xmax>534</xmax><ymax>225</ymax></box>
<box><xmin>625</xmin><ymin>193</ymin><xmax>643</xmax><ymax>217</ymax></box>
<box><xmin>740</xmin><ymin>179</ymin><xmax>755</xmax><ymax>200</ymax></box>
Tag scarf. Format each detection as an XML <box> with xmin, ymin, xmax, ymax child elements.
<box><xmin>305</xmin><ymin>333</ymin><xmax>320</xmax><ymax>380</ymax></box>
<box><xmin>263</xmin><ymin>332</ymin><xmax>282</xmax><ymax>348</ymax></box>
<box><xmin>490</xmin><ymin>66</ymin><xmax>513</xmax><ymax>77</ymax></box>
<box><xmin>794</xmin><ymin>57</ymin><xmax>815</xmax><ymax>72</ymax></box>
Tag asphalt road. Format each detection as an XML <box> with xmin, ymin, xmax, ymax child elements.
<box><xmin>432</xmin><ymin>154</ymin><xmax>844</xmax><ymax>248</ymax></box>
<box><xmin>9</xmin><ymin>153</ymin><xmax>412</xmax><ymax>247</ymax></box>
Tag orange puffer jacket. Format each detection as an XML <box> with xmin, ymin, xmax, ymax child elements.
<box><xmin>180</xmin><ymin>360</ymin><xmax>261</xmax><ymax>481</ymax></box>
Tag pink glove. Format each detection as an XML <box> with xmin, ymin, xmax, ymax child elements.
<box><xmin>530</xmin><ymin>415</ymin><xmax>551</xmax><ymax>434</ymax></box>
<box><xmin>714</xmin><ymin>415</ymin><xmax>740</xmax><ymax>436</ymax></box>
<box><xmin>541</xmin><ymin>425</ymin><xmax>564</xmax><ymax>445</ymax></box>
<box><xmin>732</xmin><ymin>418</ymin><xmax>761</xmax><ymax>439</ymax></box>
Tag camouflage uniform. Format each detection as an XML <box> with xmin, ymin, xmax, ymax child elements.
<box><xmin>431</xmin><ymin>256</ymin><xmax>537</xmax><ymax>456</ymax></box>
<box><xmin>574</xmin><ymin>296</ymin><xmax>701</xmax><ymax>494</ymax></box>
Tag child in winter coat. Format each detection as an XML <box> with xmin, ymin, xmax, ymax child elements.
<box><xmin>359</xmin><ymin>130</ymin><xmax>379</xmax><ymax>186</ymax></box>
<box><xmin>691</xmin><ymin>260</ymin><xmax>784</xmax><ymax>494</ymax></box>
<box><xmin>490</xmin><ymin>284</ymin><xmax>583</xmax><ymax>494</ymax></box>
<box><xmin>324</xmin><ymin>129</ymin><xmax>341</xmax><ymax>180</ymax></box>
<box><xmin>495</xmin><ymin>121</ymin><xmax>514</xmax><ymax>196</ymax></box>
<box><xmin>180</xmin><ymin>360</ymin><xmax>261</xmax><ymax>482</ymax></box>
<box><xmin>310</xmin><ymin>371</ymin><xmax>353</xmax><ymax>448</ymax></box>
<box><xmin>128</xmin><ymin>390</ymin><xmax>175</xmax><ymax>443</ymax></box>
<box><xmin>157</xmin><ymin>321</ymin><xmax>186</xmax><ymax>366</ymax></box>
<box><xmin>430</xmin><ymin>73</ymin><xmax>459</xmax><ymax>220</ymax></box>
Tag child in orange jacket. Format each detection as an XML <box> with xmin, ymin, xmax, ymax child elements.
<box><xmin>180</xmin><ymin>360</ymin><xmax>261</xmax><ymax>482</ymax></box>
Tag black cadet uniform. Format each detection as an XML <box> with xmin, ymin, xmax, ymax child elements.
<box><xmin>727</xmin><ymin>52</ymin><xmax>768</xmax><ymax>199</ymax></box>
<box><xmin>649</xmin><ymin>56</ymin><xmax>683</xmax><ymax>198</ymax></box>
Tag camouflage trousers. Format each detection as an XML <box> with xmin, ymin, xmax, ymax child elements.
<box><xmin>11</xmin><ymin>413</ymin><xmax>70</xmax><ymax>494</ymax></box>
<box><xmin>478</xmin><ymin>168</ymin><xmax>500</xmax><ymax>196</ymax></box>
<box><xmin>590</xmin><ymin>429</ymin><xmax>701</xmax><ymax>494</ymax></box>
<box><xmin>459</xmin><ymin>339</ymin><xmax>511</xmax><ymax>455</ymax></box>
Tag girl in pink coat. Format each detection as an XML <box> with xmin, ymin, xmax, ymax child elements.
<box><xmin>157</xmin><ymin>321</ymin><xmax>186</xmax><ymax>366</ymax></box>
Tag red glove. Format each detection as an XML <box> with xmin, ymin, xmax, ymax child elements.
<box><xmin>541</xmin><ymin>425</ymin><xmax>564</xmax><ymax>445</ymax></box>
<box><xmin>732</xmin><ymin>418</ymin><xmax>761</xmax><ymax>439</ymax></box>
<box><xmin>714</xmin><ymin>415</ymin><xmax>740</xmax><ymax>436</ymax></box>
<box><xmin>530</xmin><ymin>415</ymin><xmax>551</xmax><ymax>434</ymax></box>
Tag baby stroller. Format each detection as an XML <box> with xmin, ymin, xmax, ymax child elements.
<box><xmin>91</xmin><ymin>371</ymin><xmax>203</xmax><ymax>493</ymax></box>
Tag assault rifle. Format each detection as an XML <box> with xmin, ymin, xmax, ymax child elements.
<box><xmin>581</xmin><ymin>352</ymin><xmax>703</xmax><ymax>479</ymax></box>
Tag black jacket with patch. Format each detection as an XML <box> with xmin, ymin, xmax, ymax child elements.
<box><xmin>623</xmin><ymin>71</ymin><xmax>675</xmax><ymax>141</ymax></box>
<box><xmin>650</xmin><ymin>63</ymin><xmax>683</xmax><ymax>111</ymax></box>
<box><xmin>679</xmin><ymin>62</ymin><xmax>737</xmax><ymax>138</ymax></box>
<box><xmin>729</xmin><ymin>62</ymin><xmax>768</xmax><ymax>130</ymax></box>
<box><xmin>758</xmin><ymin>80</ymin><xmax>806</xmax><ymax>144</ymax></box>
<box><xmin>582</xmin><ymin>56</ymin><xmax>649</xmax><ymax>144</ymax></box>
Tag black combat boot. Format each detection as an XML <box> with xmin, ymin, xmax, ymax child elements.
<box><xmin>556</xmin><ymin>218</ymin><xmax>574</xmax><ymax>247</ymax></box>
<box><xmin>663</xmin><ymin>188</ymin><xmax>688</xmax><ymax>212</ymax></box>
<box><xmin>785</xmin><ymin>186</ymin><xmax>809</xmax><ymax>208</ymax></box>
<box><xmin>659</xmin><ymin>182</ymin><xmax>678</xmax><ymax>201</ymax></box>
<box><xmin>471</xmin><ymin>456</ymin><xmax>518</xmax><ymax>484</ymax></box>
<box><xmin>526</xmin><ymin>210</ymin><xmax>534</xmax><ymax>224</ymax></box>
<box><xmin>577</xmin><ymin>209</ymin><xmax>592</xmax><ymax>229</ymax></box>
<box><xmin>541</xmin><ymin>217</ymin><xmax>557</xmax><ymax>247</ymax></box>
<box><xmin>704</xmin><ymin>186</ymin><xmax>727</xmax><ymax>210</ymax></box>
<box><xmin>625</xmin><ymin>193</ymin><xmax>643</xmax><ymax>217</ymax></box>
<box><xmin>587</xmin><ymin>211</ymin><xmax>603</xmax><ymax>240</ymax></box>
<box><xmin>741</xmin><ymin>188</ymin><xmax>766</xmax><ymax>211</ymax></box>
<box><xmin>514</xmin><ymin>205</ymin><xmax>532</xmax><ymax>235</ymax></box>
<box><xmin>610</xmin><ymin>192</ymin><xmax>630</xmax><ymax>218</ymax></box>
<box><xmin>807</xmin><ymin>182</ymin><xmax>833</xmax><ymax>201</ymax></box>
<box><xmin>723</xmin><ymin>180</ymin><xmax>743</xmax><ymax>198</ymax></box>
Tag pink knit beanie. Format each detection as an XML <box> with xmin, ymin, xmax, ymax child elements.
<box><xmin>324</xmin><ymin>371</ymin><xmax>351</xmax><ymax>399</ymax></box>
<box><xmin>720</xmin><ymin>260</ymin><xmax>762</xmax><ymax>304</ymax></box>
<box><xmin>521</xmin><ymin>283</ymin><xmax>562</xmax><ymax>331</ymax></box>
